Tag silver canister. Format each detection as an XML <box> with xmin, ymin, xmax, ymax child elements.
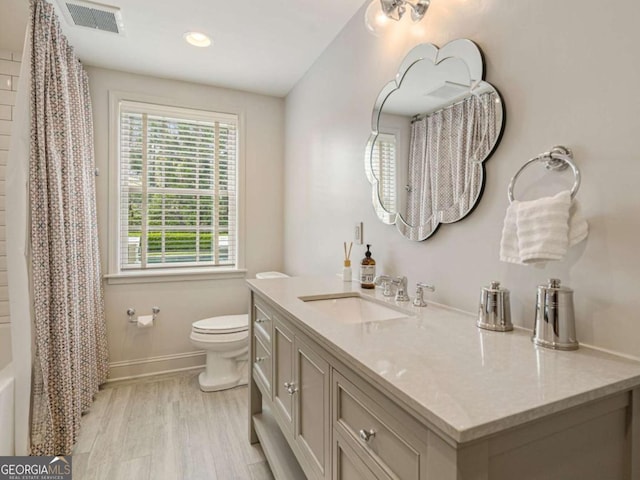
<box><xmin>532</xmin><ymin>279</ymin><xmax>578</xmax><ymax>350</ymax></box>
<box><xmin>477</xmin><ymin>281</ymin><xmax>513</xmax><ymax>332</ymax></box>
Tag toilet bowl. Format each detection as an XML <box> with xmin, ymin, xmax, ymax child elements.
<box><xmin>190</xmin><ymin>271</ymin><xmax>288</xmax><ymax>392</ymax></box>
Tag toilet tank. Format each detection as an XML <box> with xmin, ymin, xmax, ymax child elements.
<box><xmin>255</xmin><ymin>271</ymin><xmax>289</xmax><ymax>279</ymax></box>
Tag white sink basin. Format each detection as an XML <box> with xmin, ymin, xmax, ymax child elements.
<box><xmin>301</xmin><ymin>295</ymin><xmax>411</xmax><ymax>324</ymax></box>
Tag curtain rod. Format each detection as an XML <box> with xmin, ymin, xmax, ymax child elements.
<box><xmin>411</xmin><ymin>91</ymin><xmax>494</xmax><ymax>124</ymax></box>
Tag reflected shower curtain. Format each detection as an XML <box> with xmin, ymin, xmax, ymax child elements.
<box><xmin>406</xmin><ymin>91</ymin><xmax>499</xmax><ymax>228</ymax></box>
<box><xmin>28</xmin><ymin>0</ymin><xmax>108</xmax><ymax>455</ymax></box>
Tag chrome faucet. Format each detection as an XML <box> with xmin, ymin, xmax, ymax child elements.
<box><xmin>373</xmin><ymin>275</ymin><xmax>394</xmax><ymax>297</ymax></box>
<box><xmin>391</xmin><ymin>276</ymin><xmax>410</xmax><ymax>302</ymax></box>
<box><xmin>413</xmin><ymin>282</ymin><xmax>435</xmax><ymax>307</ymax></box>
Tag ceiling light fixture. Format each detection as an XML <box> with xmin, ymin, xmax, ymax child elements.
<box><xmin>364</xmin><ymin>0</ymin><xmax>430</xmax><ymax>35</ymax></box>
<box><xmin>183</xmin><ymin>31</ymin><xmax>211</xmax><ymax>48</ymax></box>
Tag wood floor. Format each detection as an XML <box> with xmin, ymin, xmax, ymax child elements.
<box><xmin>72</xmin><ymin>369</ymin><xmax>274</xmax><ymax>480</ymax></box>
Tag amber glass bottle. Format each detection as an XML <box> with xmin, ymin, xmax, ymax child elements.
<box><xmin>360</xmin><ymin>244</ymin><xmax>376</xmax><ymax>289</ymax></box>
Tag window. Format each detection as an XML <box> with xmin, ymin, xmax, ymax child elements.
<box><xmin>116</xmin><ymin>100</ymin><xmax>238</xmax><ymax>273</ymax></box>
<box><xmin>369</xmin><ymin>133</ymin><xmax>397</xmax><ymax>213</ymax></box>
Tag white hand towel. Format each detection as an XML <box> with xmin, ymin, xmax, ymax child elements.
<box><xmin>499</xmin><ymin>202</ymin><xmax>523</xmax><ymax>264</ymax></box>
<box><xmin>499</xmin><ymin>190</ymin><xmax>588</xmax><ymax>265</ymax></box>
<box><xmin>517</xmin><ymin>191</ymin><xmax>572</xmax><ymax>263</ymax></box>
<box><xmin>568</xmin><ymin>200</ymin><xmax>589</xmax><ymax>247</ymax></box>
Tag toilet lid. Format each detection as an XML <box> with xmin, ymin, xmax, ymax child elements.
<box><xmin>192</xmin><ymin>314</ymin><xmax>248</xmax><ymax>334</ymax></box>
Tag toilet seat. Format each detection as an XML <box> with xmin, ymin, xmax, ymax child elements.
<box><xmin>192</xmin><ymin>314</ymin><xmax>248</xmax><ymax>335</ymax></box>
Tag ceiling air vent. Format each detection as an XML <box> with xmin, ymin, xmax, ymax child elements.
<box><xmin>59</xmin><ymin>0</ymin><xmax>124</xmax><ymax>34</ymax></box>
<box><xmin>423</xmin><ymin>81</ymin><xmax>469</xmax><ymax>100</ymax></box>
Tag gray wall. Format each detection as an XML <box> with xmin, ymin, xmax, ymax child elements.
<box><xmin>284</xmin><ymin>0</ymin><xmax>640</xmax><ymax>358</ymax></box>
<box><xmin>88</xmin><ymin>67</ymin><xmax>285</xmax><ymax>378</ymax></box>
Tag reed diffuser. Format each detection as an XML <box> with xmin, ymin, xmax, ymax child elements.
<box><xmin>343</xmin><ymin>242</ymin><xmax>353</xmax><ymax>282</ymax></box>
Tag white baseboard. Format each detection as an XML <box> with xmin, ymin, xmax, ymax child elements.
<box><xmin>107</xmin><ymin>350</ymin><xmax>206</xmax><ymax>382</ymax></box>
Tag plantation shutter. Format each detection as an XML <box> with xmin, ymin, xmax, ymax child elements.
<box><xmin>119</xmin><ymin>101</ymin><xmax>237</xmax><ymax>270</ymax></box>
<box><xmin>370</xmin><ymin>133</ymin><xmax>397</xmax><ymax>213</ymax></box>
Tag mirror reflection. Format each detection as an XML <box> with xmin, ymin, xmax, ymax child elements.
<box><xmin>365</xmin><ymin>40</ymin><xmax>504</xmax><ymax>241</ymax></box>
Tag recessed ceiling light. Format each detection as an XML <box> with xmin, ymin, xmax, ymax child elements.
<box><xmin>184</xmin><ymin>31</ymin><xmax>211</xmax><ymax>48</ymax></box>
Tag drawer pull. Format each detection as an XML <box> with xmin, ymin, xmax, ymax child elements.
<box><xmin>256</xmin><ymin>318</ymin><xmax>267</xmax><ymax>324</ymax></box>
<box><xmin>255</xmin><ymin>356</ymin><xmax>266</xmax><ymax>363</ymax></box>
<box><xmin>358</xmin><ymin>429</ymin><xmax>376</xmax><ymax>443</ymax></box>
<box><xmin>284</xmin><ymin>382</ymin><xmax>298</xmax><ymax>395</ymax></box>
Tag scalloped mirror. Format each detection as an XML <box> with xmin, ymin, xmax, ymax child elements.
<box><xmin>365</xmin><ymin>39</ymin><xmax>505</xmax><ymax>241</ymax></box>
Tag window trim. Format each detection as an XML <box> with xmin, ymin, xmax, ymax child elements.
<box><xmin>107</xmin><ymin>90</ymin><xmax>246</xmax><ymax>283</ymax></box>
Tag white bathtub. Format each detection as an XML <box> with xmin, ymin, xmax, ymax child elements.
<box><xmin>0</xmin><ymin>323</ymin><xmax>14</xmax><ymax>455</ymax></box>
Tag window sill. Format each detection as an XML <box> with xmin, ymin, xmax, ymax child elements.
<box><xmin>104</xmin><ymin>268</ymin><xmax>248</xmax><ymax>285</ymax></box>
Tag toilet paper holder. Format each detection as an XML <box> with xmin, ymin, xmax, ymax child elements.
<box><xmin>127</xmin><ymin>306</ymin><xmax>160</xmax><ymax>323</ymax></box>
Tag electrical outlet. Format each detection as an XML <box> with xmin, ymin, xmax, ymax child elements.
<box><xmin>354</xmin><ymin>222</ymin><xmax>363</xmax><ymax>245</ymax></box>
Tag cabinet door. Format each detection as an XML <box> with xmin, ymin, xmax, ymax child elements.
<box><xmin>273</xmin><ymin>317</ymin><xmax>295</xmax><ymax>434</ymax></box>
<box><xmin>295</xmin><ymin>336</ymin><xmax>331</xmax><ymax>479</ymax></box>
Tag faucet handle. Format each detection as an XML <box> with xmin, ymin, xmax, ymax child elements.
<box><xmin>417</xmin><ymin>282</ymin><xmax>435</xmax><ymax>292</ymax></box>
<box><xmin>374</xmin><ymin>275</ymin><xmax>394</xmax><ymax>297</ymax></box>
<box><xmin>413</xmin><ymin>282</ymin><xmax>435</xmax><ymax>307</ymax></box>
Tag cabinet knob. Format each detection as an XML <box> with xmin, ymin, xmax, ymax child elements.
<box><xmin>255</xmin><ymin>356</ymin><xmax>266</xmax><ymax>363</ymax></box>
<box><xmin>358</xmin><ymin>429</ymin><xmax>376</xmax><ymax>443</ymax></box>
<box><xmin>284</xmin><ymin>382</ymin><xmax>298</xmax><ymax>395</ymax></box>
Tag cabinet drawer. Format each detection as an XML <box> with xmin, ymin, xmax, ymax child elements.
<box><xmin>253</xmin><ymin>299</ymin><xmax>272</xmax><ymax>346</ymax></box>
<box><xmin>334</xmin><ymin>429</ymin><xmax>380</xmax><ymax>480</ymax></box>
<box><xmin>334</xmin><ymin>372</ymin><xmax>422</xmax><ymax>480</ymax></box>
<box><xmin>253</xmin><ymin>334</ymin><xmax>272</xmax><ymax>397</ymax></box>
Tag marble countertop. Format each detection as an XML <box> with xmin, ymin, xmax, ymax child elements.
<box><xmin>247</xmin><ymin>276</ymin><xmax>640</xmax><ymax>443</ymax></box>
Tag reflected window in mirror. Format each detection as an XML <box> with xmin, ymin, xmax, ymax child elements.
<box><xmin>368</xmin><ymin>133</ymin><xmax>398</xmax><ymax>215</ymax></box>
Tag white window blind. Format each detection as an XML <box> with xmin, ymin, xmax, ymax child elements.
<box><xmin>118</xmin><ymin>101</ymin><xmax>238</xmax><ymax>271</ymax></box>
<box><xmin>370</xmin><ymin>133</ymin><xmax>397</xmax><ymax>213</ymax></box>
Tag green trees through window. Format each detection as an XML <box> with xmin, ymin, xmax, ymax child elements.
<box><xmin>119</xmin><ymin>103</ymin><xmax>237</xmax><ymax>269</ymax></box>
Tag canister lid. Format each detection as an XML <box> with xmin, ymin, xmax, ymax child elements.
<box><xmin>484</xmin><ymin>281</ymin><xmax>508</xmax><ymax>293</ymax></box>
<box><xmin>538</xmin><ymin>278</ymin><xmax>573</xmax><ymax>292</ymax></box>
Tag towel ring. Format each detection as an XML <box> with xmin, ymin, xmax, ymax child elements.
<box><xmin>507</xmin><ymin>146</ymin><xmax>581</xmax><ymax>203</ymax></box>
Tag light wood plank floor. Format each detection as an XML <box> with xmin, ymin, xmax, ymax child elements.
<box><xmin>72</xmin><ymin>369</ymin><xmax>274</xmax><ymax>480</ymax></box>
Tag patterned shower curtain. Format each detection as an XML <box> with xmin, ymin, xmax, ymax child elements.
<box><xmin>406</xmin><ymin>91</ymin><xmax>500</xmax><ymax>230</ymax></box>
<box><xmin>28</xmin><ymin>0</ymin><xmax>108</xmax><ymax>455</ymax></box>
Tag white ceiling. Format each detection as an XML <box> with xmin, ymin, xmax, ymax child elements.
<box><xmin>0</xmin><ymin>0</ymin><xmax>367</xmax><ymax>97</ymax></box>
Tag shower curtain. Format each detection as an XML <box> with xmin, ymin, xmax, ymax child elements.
<box><xmin>25</xmin><ymin>0</ymin><xmax>108</xmax><ymax>455</ymax></box>
<box><xmin>406</xmin><ymin>91</ymin><xmax>499</xmax><ymax>229</ymax></box>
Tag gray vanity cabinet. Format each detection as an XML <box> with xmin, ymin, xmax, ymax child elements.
<box><xmin>272</xmin><ymin>317</ymin><xmax>295</xmax><ymax>434</ymax></box>
<box><xmin>248</xmin><ymin>288</ymin><xmax>640</xmax><ymax>480</ymax></box>
<box><xmin>333</xmin><ymin>432</ymin><xmax>379</xmax><ymax>480</ymax></box>
<box><xmin>332</xmin><ymin>371</ymin><xmax>428</xmax><ymax>480</ymax></box>
<box><xmin>294</xmin><ymin>335</ymin><xmax>331</xmax><ymax>479</ymax></box>
<box><xmin>269</xmin><ymin>313</ymin><xmax>331</xmax><ymax>479</ymax></box>
<box><xmin>252</xmin><ymin>299</ymin><xmax>273</xmax><ymax>397</ymax></box>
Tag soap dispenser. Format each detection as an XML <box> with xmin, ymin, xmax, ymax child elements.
<box><xmin>360</xmin><ymin>244</ymin><xmax>376</xmax><ymax>289</ymax></box>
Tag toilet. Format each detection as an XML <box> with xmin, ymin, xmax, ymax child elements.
<box><xmin>190</xmin><ymin>271</ymin><xmax>289</xmax><ymax>392</ymax></box>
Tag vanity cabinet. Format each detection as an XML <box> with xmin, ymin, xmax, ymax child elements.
<box><xmin>252</xmin><ymin>299</ymin><xmax>274</xmax><ymax>398</ymax></box>
<box><xmin>248</xmin><ymin>284</ymin><xmax>640</xmax><ymax>480</ymax></box>
<box><xmin>293</xmin><ymin>335</ymin><xmax>331</xmax><ymax>479</ymax></box>
<box><xmin>272</xmin><ymin>318</ymin><xmax>295</xmax><ymax>432</ymax></box>
<box><xmin>264</xmin><ymin>311</ymin><xmax>331</xmax><ymax>479</ymax></box>
<box><xmin>333</xmin><ymin>431</ymin><xmax>379</xmax><ymax>480</ymax></box>
<box><xmin>333</xmin><ymin>371</ymin><xmax>428</xmax><ymax>480</ymax></box>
